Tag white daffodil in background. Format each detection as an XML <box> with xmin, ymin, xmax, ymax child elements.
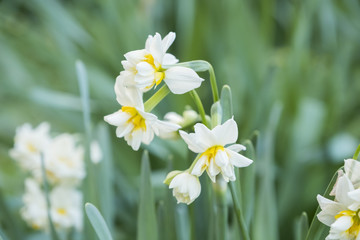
<box><xmin>104</xmin><ymin>78</ymin><xmax>180</xmax><ymax>151</ymax></box>
<box><xmin>37</xmin><ymin>133</ymin><xmax>85</xmax><ymax>186</ymax></box>
<box><xmin>317</xmin><ymin>175</ymin><xmax>360</xmax><ymax>240</ymax></box>
<box><xmin>159</xmin><ymin>109</ymin><xmax>199</xmax><ymax>139</ymax></box>
<box><xmin>21</xmin><ymin>178</ymin><xmax>48</xmax><ymax>230</ymax></box>
<box><xmin>119</xmin><ymin>32</ymin><xmax>204</xmax><ymax>94</ymax></box>
<box><xmin>9</xmin><ymin>122</ymin><xmax>51</xmax><ymax>171</ymax></box>
<box><xmin>164</xmin><ymin>170</ymin><xmax>201</xmax><ymax>205</ymax></box>
<box><xmin>50</xmin><ymin>185</ymin><xmax>83</xmax><ymax>231</ymax></box>
<box><xmin>179</xmin><ymin>118</ymin><xmax>253</xmax><ymax>182</ymax></box>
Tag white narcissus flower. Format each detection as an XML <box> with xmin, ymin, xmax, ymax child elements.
<box><xmin>50</xmin><ymin>185</ymin><xmax>83</xmax><ymax>231</ymax></box>
<box><xmin>120</xmin><ymin>32</ymin><xmax>204</xmax><ymax>94</ymax></box>
<box><xmin>9</xmin><ymin>122</ymin><xmax>51</xmax><ymax>171</ymax></box>
<box><xmin>179</xmin><ymin>118</ymin><xmax>253</xmax><ymax>182</ymax></box>
<box><xmin>330</xmin><ymin>159</ymin><xmax>360</xmax><ymax>196</ymax></box>
<box><xmin>167</xmin><ymin>171</ymin><xmax>201</xmax><ymax>205</ymax></box>
<box><xmin>317</xmin><ymin>175</ymin><xmax>360</xmax><ymax>240</ymax></box>
<box><xmin>21</xmin><ymin>178</ymin><xmax>48</xmax><ymax>230</ymax></box>
<box><xmin>104</xmin><ymin>78</ymin><xmax>180</xmax><ymax>151</ymax></box>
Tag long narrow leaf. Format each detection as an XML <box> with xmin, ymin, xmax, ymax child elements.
<box><xmin>85</xmin><ymin>203</ymin><xmax>113</xmax><ymax>240</ymax></box>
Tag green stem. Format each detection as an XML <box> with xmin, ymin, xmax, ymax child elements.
<box><xmin>229</xmin><ymin>183</ymin><xmax>250</xmax><ymax>240</ymax></box>
<box><xmin>353</xmin><ymin>144</ymin><xmax>360</xmax><ymax>160</ymax></box>
<box><xmin>207</xmin><ymin>63</ymin><xmax>219</xmax><ymax>103</ymax></box>
<box><xmin>144</xmin><ymin>85</ymin><xmax>170</xmax><ymax>112</ymax></box>
<box><xmin>213</xmin><ymin>177</ymin><xmax>228</xmax><ymax>240</ymax></box>
<box><xmin>190</xmin><ymin>90</ymin><xmax>209</xmax><ymax>128</ymax></box>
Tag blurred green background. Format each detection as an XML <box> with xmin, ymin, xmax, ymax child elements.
<box><xmin>1</xmin><ymin>0</ymin><xmax>360</xmax><ymax>239</ymax></box>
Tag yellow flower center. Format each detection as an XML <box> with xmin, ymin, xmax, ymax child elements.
<box><xmin>335</xmin><ymin>210</ymin><xmax>360</xmax><ymax>238</ymax></box>
<box><xmin>143</xmin><ymin>54</ymin><xmax>165</xmax><ymax>87</ymax></box>
<box><xmin>27</xmin><ymin>143</ymin><xmax>38</xmax><ymax>153</ymax></box>
<box><xmin>121</xmin><ymin>106</ymin><xmax>147</xmax><ymax>131</ymax></box>
<box><xmin>199</xmin><ymin>145</ymin><xmax>225</xmax><ymax>171</ymax></box>
<box><xmin>57</xmin><ymin>208</ymin><xmax>67</xmax><ymax>215</ymax></box>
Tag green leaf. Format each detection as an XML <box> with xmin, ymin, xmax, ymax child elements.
<box><xmin>137</xmin><ymin>151</ymin><xmax>158</xmax><ymax>240</ymax></box>
<box><xmin>305</xmin><ymin>169</ymin><xmax>341</xmax><ymax>240</ymax></box>
<box><xmin>210</xmin><ymin>101</ymin><xmax>222</xmax><ymax>128</ymax></box>
<box><xmin>220</xmin><ymin>85</ymin><xmax>233</xmax><ymax>122</ymax></box>
<box><xmin>294</xmin><ymin>212</ymin><xmax>309</xmax><ymax>240</ymax></box>
<box><xmin>85</xmin><ymin>203</ymin><xmax>113</xmax><ymax>240</ymax></box>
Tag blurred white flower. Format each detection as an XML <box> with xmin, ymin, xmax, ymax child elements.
<box><xmin>317</xmin><ymin>175</ymin><xmax>360</xmax><ymax>240</ymax></box>
<box><xmin>104</xmin><ymin>79</ymin><xmax>180</xmax><ymax>151</ymax></box>
<box><xmin>90</xmin><ymin>141</ymin><xmax>103</xmax><ymax>164</ymax></box>
<box><xmin>21</xmin><ymin>178</ymin><xmax>47</xmax><ymax>230</ymax></box>
<box><xmin>50</xmin><ymin>185</ymin><xmax>83</xmax><ymax>231</ymax></box>
<box><xmin>159</xmin><ymin>109</ymin><xmax>199</xmax><ymax>139</ymax></box>
<box><xmin>119</xmin><ymin>32</ymin><xmax>204</xmax><ymax>94</ymax></box>
<box><xmin>33</xmin><ymin>134</ymin><xmax>85</xmax><ymax>186</ymax></box>
<box><xmin>179</xmin><ymin>118</ymin><xmax>253</xmax><ymax>182</ymax></box>
<box><xmin>9</xmin><ymin>122</ymin><xmax>51</xmax><ymax>171</ymax></box>
<box><xmin>167</xmin><ymin>171</ymin><xmax>201</xmax><ymax>205</ymax></box>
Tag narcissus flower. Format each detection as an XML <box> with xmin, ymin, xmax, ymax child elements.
<box><xmin>9</xmin><ymin>122</ymin><xmax>51</xmax><ymax>171</ymax></box>
<box><xmin>165</xmin><ymin>171</ymin><xmax>201</xmax><ymax>205</ymax></box>
<box><xmin>317</xmin><ymin>175</ymin><xmax>360</xmax><ymax>240</ymax></box>
<box><xmin>179</xmin><ymin>118</ymin><xmax>253</xmax><ymax>182</ymax></box>
<box><xmin>104</xmin><ymin>78</ymin><xmax>180</xmax><ymax>150</ymax></box>
<box><xmin>120</xmin><ymin>32</ymin><xmax>204</xmax><ymax>94</ymax></box>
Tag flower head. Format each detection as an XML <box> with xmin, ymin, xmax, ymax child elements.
<box><xmin>104</xmin><ymin>78</ymin><xmax>180</xmax><ymax>150</ymax></box>
<box><xmin>120</xmin><ymin>32</ymin><xmax>204</xmax><ymax>94</ymax></box>
<box><xmin>317</xmin><ymin>175</ymin><xmax>360</xmax><ymax>240</ymax></box>
<box><xmin>165</xmin><ymin>171</ymin><xmax>201</xmax><ymax>205</ymax></box>
<box><xmin>9</xmin><ymin>122</ymin><xmax>51</xmax><ymax>171</ymax></box>
<box><xmin>179</xmin><ymin>118</ymin><xmax>253</xmax><ymax>182</ymax></box>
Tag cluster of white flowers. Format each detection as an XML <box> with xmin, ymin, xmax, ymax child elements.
<box><xmin>9</xmin><ymin>122</ymin><xmax>86</xmax><ymax>232</ymax></box>
<box><xmin>317</xmin><ymin>159</ymin><xmax>360</xmax><ymax>239</ymax></box>
<box><xmin>104</xmin><ymin>31</ymin><xmax>253</xmax><ymax>205</ymax></box>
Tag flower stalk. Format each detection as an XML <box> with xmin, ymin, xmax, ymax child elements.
<box><xmin>352</xmin><ymin>144</ymin><xmax>360</xmax><ymax>160</ymax></box>
<box><xmin>189</xmin><ymin>90</ymin><xmax>209</xmax><ymax>128</ymax></box>
<box><xmin>144</xmin><ymin>85</ymin><xmax>170</xmax><ymax>112</ymax></box>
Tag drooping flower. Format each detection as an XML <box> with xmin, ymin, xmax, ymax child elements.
<box><xmin>119</xmin><ymin>32</ymin><xmax>204</xmax><ymax>94</ymax></box>
<box><xmin>9</xmin><ymin>122</ymin><xmax>51</xmax><ymax>171</ymax></box>
<box><xmin>104</xmin><ymin>77</ymin><xmax>180</xmax><ymax>150</ymax></box>
<box><xmin>179</xmin><ymin>118</ymin><xmax>253</xmax><ymax>182</ymax></box>
<box><xmin>165</xmin><ymin>170</ymin><xmax>201</xmax><ymax>205</ymax></box>
<box><xmin>317</xmin><ymin>175</ymin><xmax>360</xmax><ymax>240</ymax></box>
<box><xmin>32</xmin><ymin>133</ymin><xmax>85</xmax><ymax>186</ymax></box>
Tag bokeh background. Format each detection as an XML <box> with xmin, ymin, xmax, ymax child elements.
<box><xmin>1</xmin><ymin>0</ymin><xmax>360</xmax><ymax>239</ymax></box>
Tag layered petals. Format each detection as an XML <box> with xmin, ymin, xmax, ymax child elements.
<box><xmin>164</xmin><ymin>66</ymin><xmax>204</xmax><ymax>94</ymax></box>
<box><xmin>168</xmin><ymin>172</ymin><xmax>201</xmax><ymax>205</ymax></box>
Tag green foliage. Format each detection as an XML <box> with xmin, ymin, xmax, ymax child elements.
<box><xmin>85</xmin><ymin>203</ymin><xmax>113</xmax><ymax>240</ymax></box>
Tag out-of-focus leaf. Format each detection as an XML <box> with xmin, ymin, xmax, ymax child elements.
<box><xmin>294</xmin><ymin>212</ymin><xmax>309</xmax><ymax>240</ymax></box>
<box><xmin>137</xmin><ymin>151</ymin><xmax>158</xmax><ymax>240</ymax></box>
<box><xmin>85</xmin><ymin>203</ymin><xmax>113</xmax><ymax>240</ymax></box>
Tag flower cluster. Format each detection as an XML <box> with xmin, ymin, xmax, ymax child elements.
<box><xmin>9</xmin><ymin>122</ymin><xmax>89</xmax><ymax>231</ymax></box>
<box><xmin>104</xmin><ymin>32</ymin><xmax>205</xmax><ymax>150</ymax></box>
<box><xmin>317</xmin><ymin>159</ymin><xmax>360</xmax><ymax>239</ymax></box>
<box><xmin>104</xmin><ymin>31</ymin><xmax>253</xmax><ymax>205</ymax></box>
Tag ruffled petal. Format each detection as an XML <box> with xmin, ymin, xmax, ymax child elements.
<box><xmin>211</xmin><ymin>118</ymin><xmax>238</xmax><ymax>145</ymax></box>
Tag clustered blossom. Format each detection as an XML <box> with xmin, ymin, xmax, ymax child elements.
<box><xmin>9</xmin><ymin>122</ymin><xmax>99</xmax><ymax>232</ymax></box>
<box><xmin>104</xmin><ymin>32</ymin><xmax>205</xmax><ymax>150</ymax></box>
<box><xmin>317</xmin><ymin>159</ymin><xmax>360</xmax><ymax>240</ymax></box>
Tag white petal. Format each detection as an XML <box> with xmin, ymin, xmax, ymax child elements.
<box><xmin>152</xmin><ymin>120</ymin><xmax>180</xmax><ymax>136</ymax></box>
<box><xmin>226</xmin><ymin>149</ymin><xmax>253</xmax><ymax>168</ymax></box>
<box><xmin>191</xmin><ymin>156</ymin><xmax>207</xmax><ymax>176</ymax></box>
<box><xmin>116</xmin><ymin>124</ymin><xmax>133</xmax><ymax>138</ymax></box>
<box><xmin>163</xmin><ymin>53</ymin><xmax>179</xmax><ymax>66</ymax></box>
<box><xmin>164</xmin><ymin>67</ymin><xmax>204</xmax><ymax>94</ymax></box>
<box><xmin>136</xmin><ymin>62</ymin><xmax>155</xmax><ymax>76</ymax></box>
<box><xmin>211</xmin><ymin>118</ymin><xmax>238</xmax><ymax>145</ymax></box>
<box><xmin>208</xmin><ymin>159</ymin><xmax>220</xmax><ymax>178</ymax></box>
<box><xmin>188</xmin><ymin>177</ymin><xmax>201</xmax><ymax>200</ymax></box>
<box><xmin>227</xmin><ymin>144</ymin><xmax>246</xmax><ymax>152</ymax></box>
<box><xmin>104</xmin><ymin>111</ymin><xmax>129</xmax><ymax>126</ymax></box>
<box><xmin>141</xmin><ymin>127</ymin><xmax>154</xmax><ymax>145</ymax></box>
<box><xmin>115</xmin><ymin>75</ymin><xmax>144</xmax><ymax>109</ymax></box>
<box><xmin>214</xmin><ymin>150</ymin><xmax>229</xmax><ymax>168</ymax></box>
<box><xmin>335</xmin><ymin>175</ymin><xmax>355</xmax><ymax>207</ymax></box>
<box><xmin>134</xmin><ymin>74</ymin><xmax>155</xmax><ymax>91</ymax></box>
<box><xmin>348</xmin><ymin>188</ymin><xmax>360</xmax><ymax>202</ymax></box>
<box><xmin>148</xmin><ymin>33</ymin><xmax>164</xmax><ymax>63</ymax></box>
<box><xmin>331</xmin><ymin>216</ymin><xmax>352</xmax><ymax>231</ymax></box>
<box><xmin>193</xmin><ymin>123</ymin><xmax>217</xmax><ymax>148</ymax></box>
<box><xmin>161</xmin><ymin>32</ymin><xmax>176</xmax><ymax>53</ymax></box>
<box><xmin>179</xmin><ymin>130</ymin><xmax>206</xmax><ymax>153</ymax></box>
<box><xmin>344</xmin><ymin>158</ymin><xmax>360</xmax><ymax>187</ymax></box>
<box><xmin>129</xmin><ymin>130</ymin><xmax>143</xmax><ymax>151</ymax></box>
<box><xmin>124</xmin><ymin>49</ymin><xmax>147</xmax><ymax>65</ymax></box>
<box><xmin>164</xmin><ymin>112</ymin><xmax>183</xmax><ymax>124</ymax></box>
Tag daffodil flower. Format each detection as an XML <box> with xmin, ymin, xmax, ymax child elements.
<box><xmin>317</xmin><ymin>175</ymin><xmax>360</xmax><ymax>240</ymax></box>
<box><xmin>165</xmin><ymin>170</ymin><xmax>201</xmax><ymax>205</ymax></box>
<box><xmin>104</xmin><ymin>77</ymin><xmax>180</xmax><ymax>150</ymax></box>
<box><xmin>179</xmin><ymin>118</ymin><xmax>253</xmax><ymax>182</ymax></box>
<box><xmin>120</xmin><ymin>32</ymin><xmax>204</xmax><ymax>94</ymax></box>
